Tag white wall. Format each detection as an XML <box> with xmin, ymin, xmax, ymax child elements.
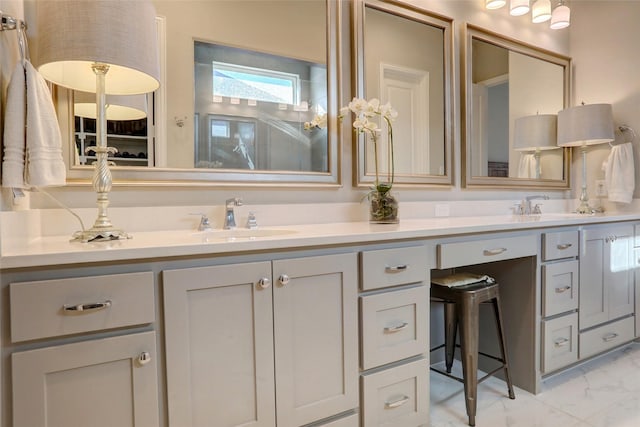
<box><xmin>6</xmin><ymin>1</ymin><xmax>631</xmax><ymax>215</ymax></box>
<box><xmin>570</xmin><ymin>0</ymin><xmax>640</xmax><ymax>212</ymax></box>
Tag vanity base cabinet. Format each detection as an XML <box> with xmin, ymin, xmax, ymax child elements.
<box><xmin>163</xmin><ymin>253</ymin><xmax>358</xmax><ymax>427</ymax></box>
<box><xmin>579</xmin><ymin>225</ymin><xmax>634</xmax><ymax>331</ymax></box>
<box><xmin>12</xmin><ymin>331</ymin><xmax>159</xmax><ymax>427</ymax></box>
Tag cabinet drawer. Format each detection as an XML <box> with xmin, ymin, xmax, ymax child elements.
<box><xmin>10</xmin><ymin>271</ymin><xmax>155</xmax><ymax>342</ymax></box>
<box><xmin>437</xmin><ymin>235</ymin><xmax>536</xmax><ymax>269</ymax></box>
<box><xmin>579</xmin><ymin>316</ymin><xmax>635</xmax><ymax>360</ymax></box>
<box><xmin>316</xmin><ymin>413</ymin><xmax>359</xmax><ymax>426</ymax></box>
<box><xmin>360</xmin><ymin>286</ymin><xmax>429</xmax><ymax>370</ymax></box>
<box><xmin>542</xmin><ymin>260</ymin><xmax>578</xmax><ymax>317</ymax></box>
<box><xmin>542</xmin><ymin>313</ymin><xmax>578</xmax><ymax>374</ymax></box>
<box><xmin>361</xmin><ymin>358</ymin><xmax>429</xmax><ymax>427</ymax></box>
<box><xmin>542</xmin><ymin>230</ymin><xmax>579</xmax><ymax>261</ymax></box>
<box><xmin>361</xmin><ymin>246</ymin><xmax>428</xmax><ymax>290</ymax></box>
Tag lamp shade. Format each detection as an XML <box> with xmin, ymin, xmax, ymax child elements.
<box><xmin>513</xmin><ymin>114</ymin><xmax>559</xmax><ymax>151</ymax></box>
<box><xmin>74</xmin><ymin>91</ymin><xmax>148</xmax><ymax>121</ymax></box>
<box><xmin>532</xmin><ymin>0</ymin><xmax>552</xmax><ymax>23</ymax></box>
<box><xmin>486</xmin><ymin>0</ymin><xmax>507</xmax><ymax>9</ymax></box>
<box><xmin>510</xmin><ymin>0</ymin><xmax>530</xmax><ymax>16</ymax></box>
<box><xmin>36</xmin><ymin>0</ymin><xmax>160</xmax><ymax>95</ymax></box>
<box><xmin>557</xmin><ymin>104</ymin><xmax>615</xmax><ymax>147</ymax></box>
<box><xmin>550</xmin><ymin>4</ymin><xmax>571</xmax><ymax>29</ymax></box>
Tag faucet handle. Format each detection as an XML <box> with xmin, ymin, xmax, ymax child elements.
<box><xmin>246</xmin><ymin>212</ymin><xmax>258</xmax><ymax>229</ymax></box>
<box><xmin>190</xmin><ymin>213</ymin><xmax>212</xmax><ymax>231</ymax></box>
<box><xmin>532</xmin><ymin>204</ymin><xmax>543</xmax><ymax>215</ymax></box>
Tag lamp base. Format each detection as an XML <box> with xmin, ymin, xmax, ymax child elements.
<box><xmin>72</xmin><ymin>227</ymin><xmax>132</xmax><ymax>243</ymax></box>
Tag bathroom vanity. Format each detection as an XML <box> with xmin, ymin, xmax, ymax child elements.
<box><xmin>1</xmin><ymin>212</ymin><xmax>640</xmax><ymax>427</ymax></box>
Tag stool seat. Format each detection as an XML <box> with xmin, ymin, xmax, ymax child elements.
<box><xmin>430</xmin><ymin>279</ymin><xmax>515</xmax><ymax>426</ymax></box>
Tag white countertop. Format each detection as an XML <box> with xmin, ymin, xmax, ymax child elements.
<box><xmin>3</xmin><ymin>211</ymin><xmax>640</xmax><ymax>269</ymax></box>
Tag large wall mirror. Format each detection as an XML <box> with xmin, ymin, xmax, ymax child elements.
<box><xmin>58</xmin><ymin>0</ymin><xmax>341</xmax><ymax>186</ymax></box>
<box><xmin>462</xmin><ymin>24</ymin><xmax>571</xmax><ymax>189</ymax></box>
<box><xmin>352</xmin><ymin>0</ymin><xmax>454</xmax><ymax>187</ymax></box>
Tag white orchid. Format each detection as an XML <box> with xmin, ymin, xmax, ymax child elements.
<box><xmin>343</xmin><ymin>97</ymin><xmax>397</xmax><ymax>191</ymax></box>
<box><xmin>303</xmin><ymin>112</ymin><xmax>327</xmax><ymax>131</ymax></box>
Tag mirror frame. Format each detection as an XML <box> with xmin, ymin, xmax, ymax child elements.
<box><xmin>57</xmin><ymin>0</ymin><xmax>342</xmax><ymax>187</ymax></box>
<box><xmin>461</xmin><ymin>23</ymin><xmax>572</xmax><ymax>189</ymax></box>
<box><xmin>352</xmin><ymin>0</ymin><xmax>454</xmax><ymax>187</ymax></box>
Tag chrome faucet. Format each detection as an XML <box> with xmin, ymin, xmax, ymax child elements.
<box><xmin>224</xmin><ymin>197</ymin><xmax>243</xmax><ymax>229</ymax></box>
<box><xmin>517</xmin><ymin>195</ymin><xmax>549</xmax><ymax>215</ymax></box>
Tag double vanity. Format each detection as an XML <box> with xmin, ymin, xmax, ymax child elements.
<box><xmin>1</xmin><ymin>208</ymin><xmax>639</xmax><ymax>427</ymax></box>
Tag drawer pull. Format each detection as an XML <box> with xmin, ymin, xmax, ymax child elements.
<box><xmin>384</xmin><ymin>322</ymin><xmax>409</xmax><ymax>334</ymax></box>
<box><xmin>555</xmin><ymin>286</ymin><xmax>571</xmax><ymax>293</ymax></box>
<box><xmin>603</xmin><ymin>332</ymin><xmax>619</xmax><ymax>342</ymax></box>
<box><xmin>554</xmin><ymin>337</ymin><xmax>570</xmax><ymax>347</ymax></box>
<box><xmin>483</xmin><ymin>247</ymin><xmax>507</xmax><ymax>256</ymax></box>
<box><xmin>385</xmin><ymin>264</ymin><xmax>408</xmax><ymax>273</ymax></box>
<box><xmin>557</xmin><ymin>243</ymin><xmax>573</xmax><ymax>250</ymax></box>
<box><xmin>384</xmin><ymin>395</ymin><xmax>410</xmax><ymax>409</ymax></box>
<box><xmin>63</xmin><ymin>300</ymin><xmax>111</xmax><ymax>313</ymax></box>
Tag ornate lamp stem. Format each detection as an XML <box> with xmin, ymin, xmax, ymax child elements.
<box><xmin>72</xmin><ymin>64</ymin><xmax>131</xmax><ymax>242</ymax></box>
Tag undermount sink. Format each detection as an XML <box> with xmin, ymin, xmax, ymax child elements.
<box><xmin>192</xmin><ymin>228</ymin><xmax>298</xmax><ymax>241</ymax></box>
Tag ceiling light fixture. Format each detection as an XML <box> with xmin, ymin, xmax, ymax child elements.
<box><xmin>486</xmin><ymin>0</ymin><xmax>570</xmax><ymax>30</ymax></box>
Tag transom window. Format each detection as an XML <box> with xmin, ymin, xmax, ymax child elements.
<box><xmin>212</xmin><ymin>62</ymin><xmax>299</xmax><ymax>105</ymax></box>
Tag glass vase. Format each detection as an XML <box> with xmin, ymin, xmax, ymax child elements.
<box><xmin>369</xmin><ymin>189</ymin><xmax>399</xmax><ymax>224</ymax></box>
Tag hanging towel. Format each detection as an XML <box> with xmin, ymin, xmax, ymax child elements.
<box><xmin>517</xmin><ymin>153</ymin><xmax>536</xmax><ymax>178</ymax></box>
<box><xmin>2</xmin><ymin>61</ymin><xmax>66</xmax><ymax>189</ymax></box>
<box><xmin>2</xmin><ymin>62</ymin><xmax>27</xmax><ymax>188</ymax></box>
<box><xmin>605</xmin><ymin>142</ymin><xmax>635</xmax><ymax>204</ymax></box>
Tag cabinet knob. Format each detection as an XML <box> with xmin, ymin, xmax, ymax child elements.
<box><xmin>138</xmin><ymin>351</ymin><xmax>151</xmax><ymax>365</ymax></box>
<box><xmin>257</xmin><ymin>278</ymin><xmax>271</xmax><ymax>289</ymax></box>
<box><xmin>278</xmin><ymin>274</ymin><xmax>290</xmax><ymax>286</ymax></box>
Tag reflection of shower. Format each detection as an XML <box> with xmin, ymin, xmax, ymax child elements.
<box><xmin>234</xmin><ymin>123</ymin><xmax>255</xmax><ymax>169</ymax></box>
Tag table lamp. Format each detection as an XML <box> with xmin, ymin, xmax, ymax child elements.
<box><xmin>36</xmin><ymin>0</ymin><xmax>160</xmax><ymax>242</ymax></box>
<box><xmin>513</xmin><ymin>114</ymin><xmax>560</xmax><ymax>179</ymax></box>
<box><xmin>74</xmin><ymin>92</ymin><xmax>148</xmax><ymax>121</ymax></box>
<box><xmin>557</xmin><ymin>103</ymin><xmax>614</xmax><ymax>214</ymax></box>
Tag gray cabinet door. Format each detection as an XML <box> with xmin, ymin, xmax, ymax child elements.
<box><xmin>272</xmin><ymin>253</ymin><xmax>359</xmax><ymax>427</ymax></box>
<box><xmin>579</xmin><ymin>225</ymin><xmax>634</xmax><ymax>330</ymax></box>
<box><xmin>163</xmin><ymin>262</ymin><xmax>275</xmax><ymax>427</ymax></box>
<box><xmin>12</xmin><ymin>331</ymin><xmax>159</xmax><ymax>427</ymax></box>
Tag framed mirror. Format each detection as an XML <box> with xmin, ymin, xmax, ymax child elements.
<box><xmin>58</xmin><ymin>0</ymin><xmax>341</xmax><ymax>186</ymax></box>
<box><xmin>352</xmin><ymin>0</ymin><xmax>454</xmax><ymax>187</ymax></box>
<box><xmin>462</xmin><ymin>24</ymin><xmax>571</xmax><ymax>189</ymax></box>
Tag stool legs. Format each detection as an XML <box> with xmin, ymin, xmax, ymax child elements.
<box><xmin>458</xmin><ymin>295</ymin><xmax>480</xmax><ymax>427</ymax></box>
<box><xmin>492</xmin><ymin>294</ymin><xmax>516</xmax><ymax>400</ymax></box>
<box><xmin>444</xmin><ymin>302</ymin><xmax>458</xmax><ymax>373</ymax></box>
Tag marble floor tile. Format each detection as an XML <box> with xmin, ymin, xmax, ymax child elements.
<box><xmin>430</xmin><ymin>342</ymin><xmax>640</xmax><ymax>427</ymax></box>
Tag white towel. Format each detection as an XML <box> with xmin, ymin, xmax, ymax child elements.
<box><xmin>517</xmin><ymin>153</ymin><xmax>536</xmax><ymax>178</ymax></box>
<box><xmin>605</xmin><ymin>142</ymin><xmax>635</xmax><ymax>204</ymax></box>
<box><xmin>2</xmin><ymin>61</ymin><xmax>66</xmax><ymax>189</ymax></box>
<box><xmin>2</xmin><ymin>62</ymin><xmax>27</xmax><ymax>188</ymax></box>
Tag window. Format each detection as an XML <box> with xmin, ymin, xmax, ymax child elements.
<box><xmin>212</xmin><ymin>62</ymin><xmax>299</xmax><ymax>105</ymax></box>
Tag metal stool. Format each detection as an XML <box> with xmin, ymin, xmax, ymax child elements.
<box><xmin>430</xmin><ymin>279</ymin><xmax>515</xmax><ymax>426</ymax></box>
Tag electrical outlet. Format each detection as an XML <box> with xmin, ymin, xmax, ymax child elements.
<box><xmin>595</xmin><ymin>180</ymin><xmax>607</xmax><ymax>197</ymax></box>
